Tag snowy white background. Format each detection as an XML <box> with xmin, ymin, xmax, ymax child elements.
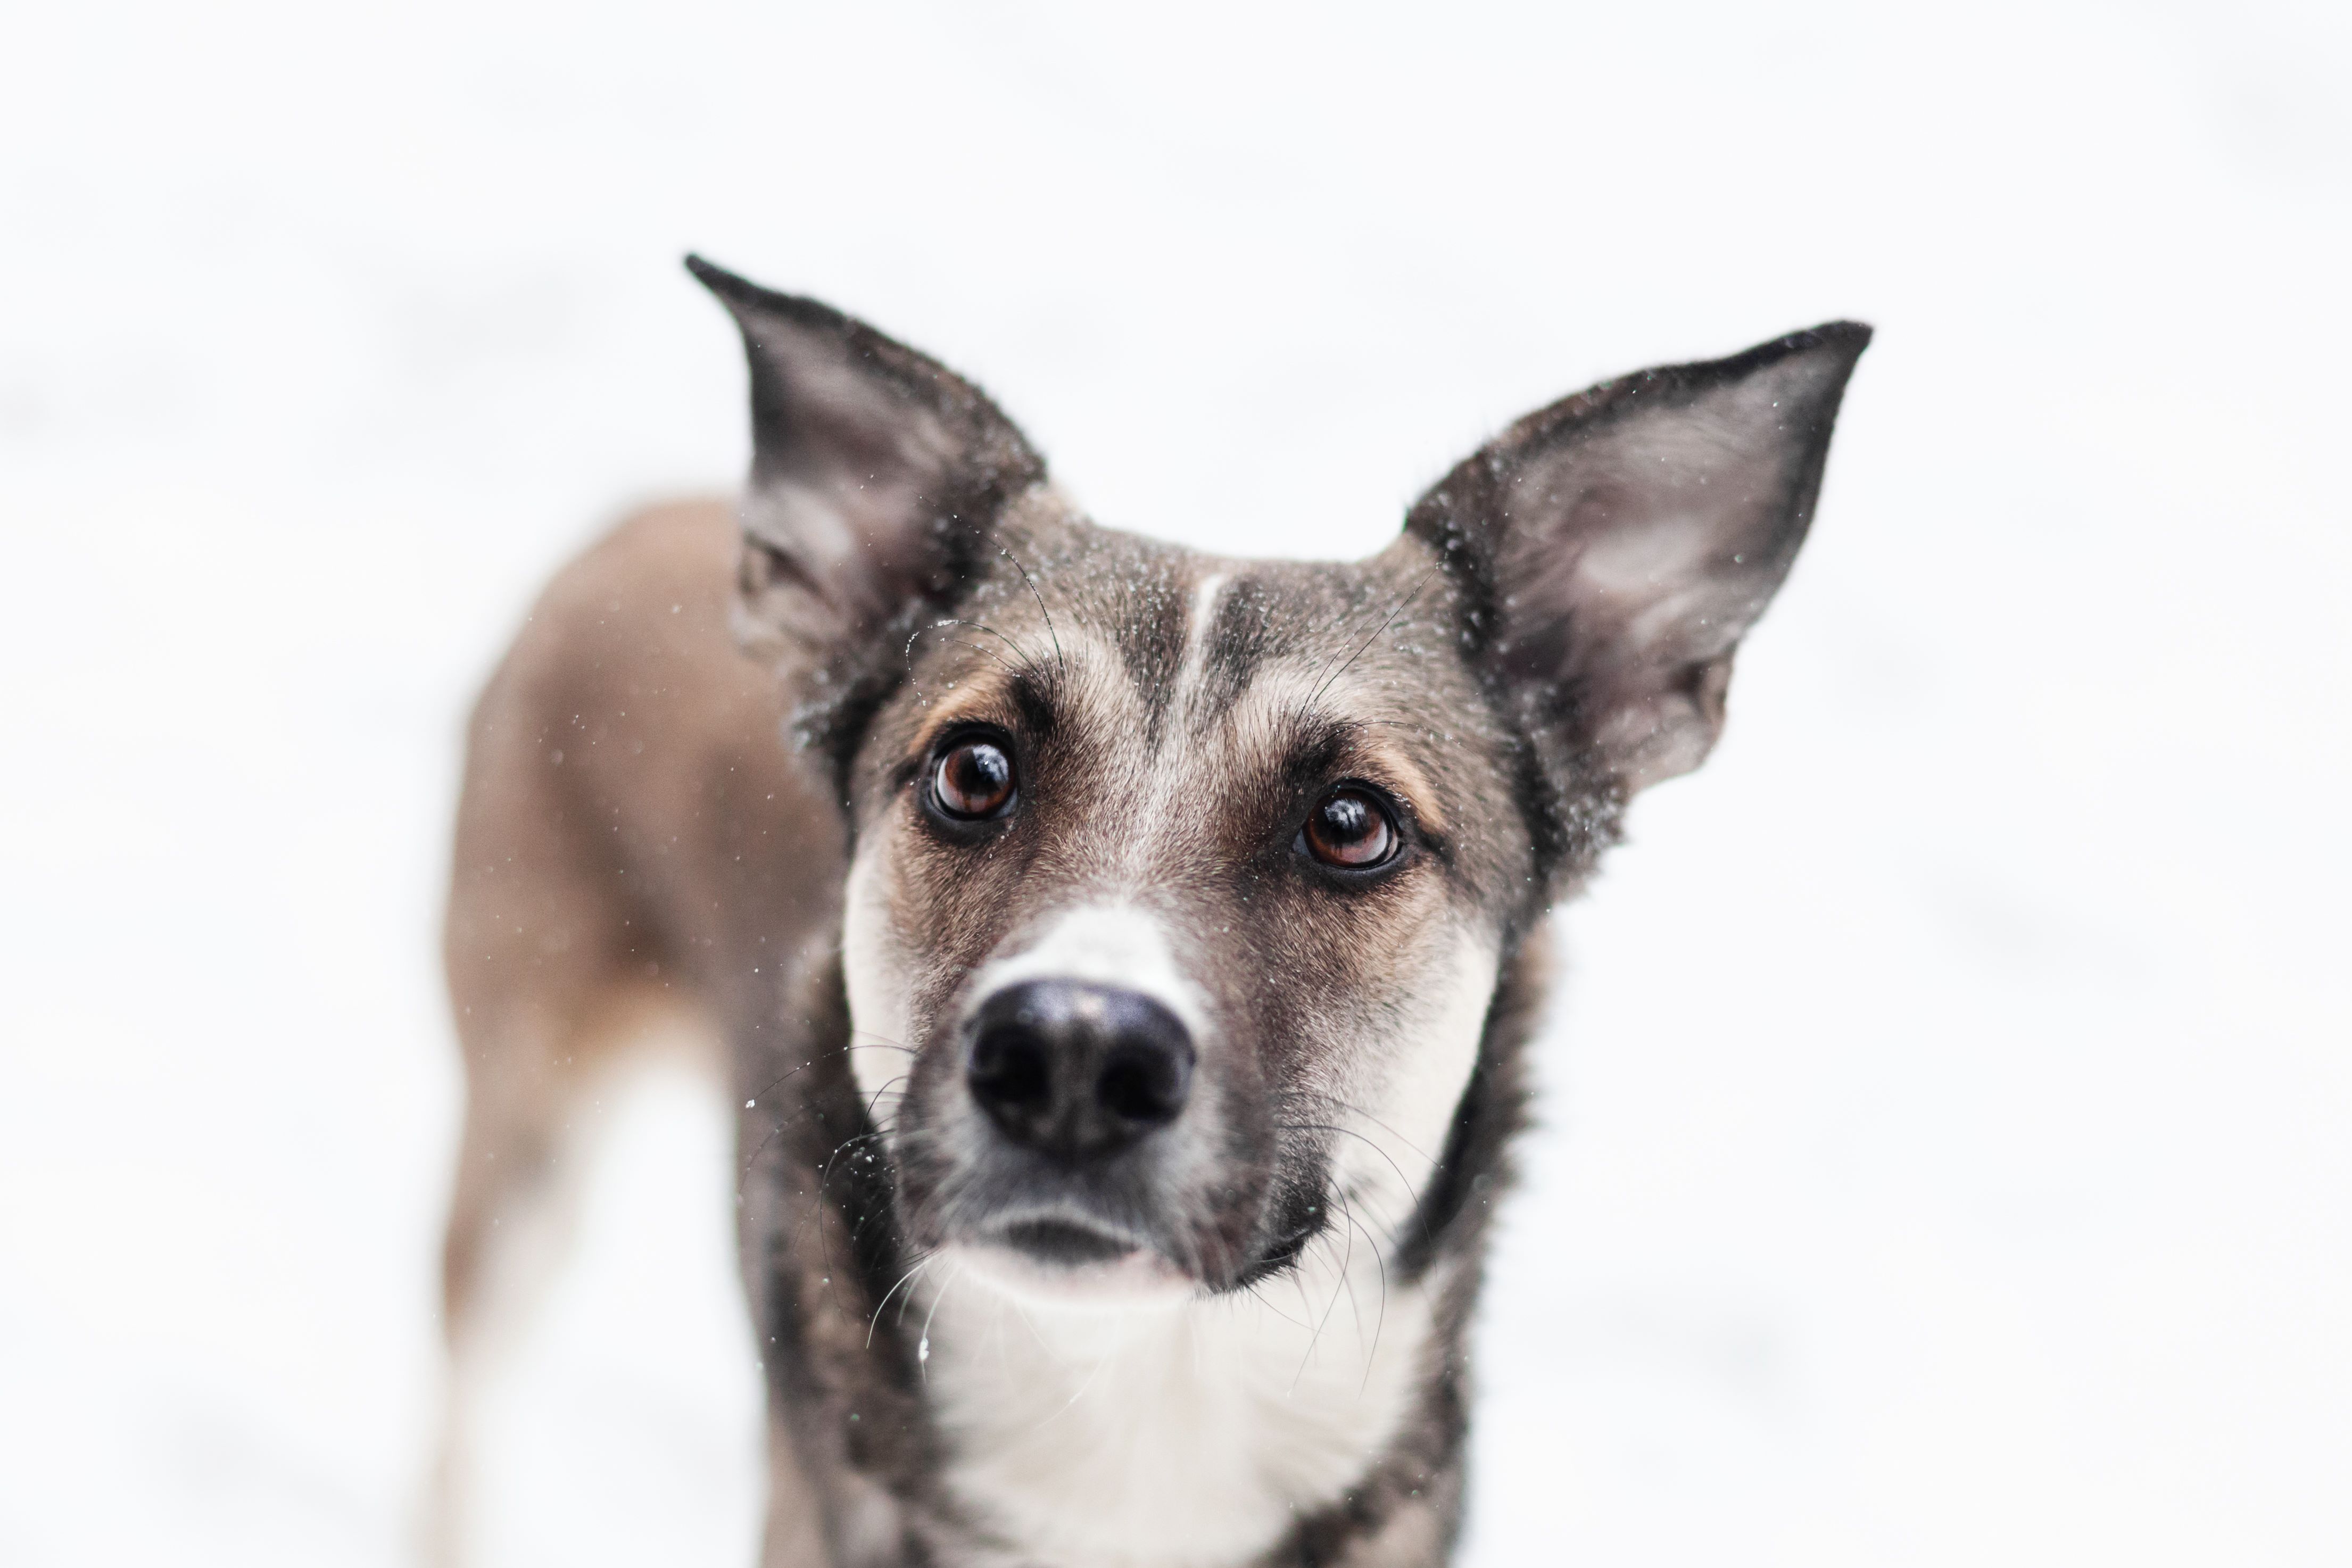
<box><xmin>3</xmin><ymin>3</ymin><xmax>2348</xmax><ymax>1564</ymax></box>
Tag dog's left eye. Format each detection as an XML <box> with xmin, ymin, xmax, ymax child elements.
<box><xmin>1299</xmin><ymin>787</ymin><xmax>1399</xmax><ymax>870</ymax></box>
<box><xmin>931</xmin><ymin>736</ymin><xmax>1017</xmax><ymax>820</ymax></box>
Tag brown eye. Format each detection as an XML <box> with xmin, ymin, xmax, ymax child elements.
<box><xmin>1302</xmin><ymin>787</ymin><xmax>1398</xmax><ymax>869</ymax></box>
<box><xmin>932</xmin><ymin>737</ymin><xmax>1016</xmax><ymax>820</ymax></box>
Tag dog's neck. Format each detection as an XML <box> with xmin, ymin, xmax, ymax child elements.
<box><xmin>917</xmin><ymin>1239</ymin><xmax>1453</xmax><ymax>1568</ymax></box>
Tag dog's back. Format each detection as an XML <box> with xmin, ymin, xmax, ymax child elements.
<box><xmin>436</xmin><ymin>497</ymin><xmax>838</xmax><ymax>1562</ymax></box>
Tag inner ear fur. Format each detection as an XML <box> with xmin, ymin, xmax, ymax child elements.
<box><xmin>1407</xmin><ymin>321</ymin><xmax>1869</xmax><ymax>818</ymax></box>
<box><xmin>687</xmin><ymin>254</ymin><xmax>1045</xmax><ymax>671</ymax></box>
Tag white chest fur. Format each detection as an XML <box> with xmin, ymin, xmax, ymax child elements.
<box><xmin>918</xmin><ymin>1247</ymin><xmax>1438</xmax><ymax>1568</ymax></box>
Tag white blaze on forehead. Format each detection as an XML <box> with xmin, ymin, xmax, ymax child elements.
<box><xmin>1174</xmin><ymin>570</ymin><xmax>1228</xmax><ymax>693</ymax></box>
<box><xmin>967</xmin><ymin>903</ymin><xmax>1210</xmax><ymax>1043</ymax></box>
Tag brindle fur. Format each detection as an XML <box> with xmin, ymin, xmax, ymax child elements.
<box><xmin>438</xmin><ymin>259</ymin><xmax>1867</xmax><ymax>1567</ymax></box>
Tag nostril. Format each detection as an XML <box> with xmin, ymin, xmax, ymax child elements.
<box><xmin>968</xmin><ymin>1024</ymin><xmax>1052</xmax><ymax>1113</ymax></box>
<box><xmin>1096</xmin><ymin>1043</ymin><xmax>1190</xmax><ymax>1128</ymax></box>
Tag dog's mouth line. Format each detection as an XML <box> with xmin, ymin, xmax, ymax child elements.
<box><xmin>950</xmin><ymin>1205</ymin><xmax>1327</xmax><ymax>1292</ymax></box>
<box><xmin>986</xmin><ymin>1215</ymin><xmax>1142</xmax><ymax>1266</ymax></box>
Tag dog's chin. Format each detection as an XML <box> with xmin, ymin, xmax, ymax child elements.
<box><xmin>946</xmin><ymin>1222</ymin><xmax>1198</xmax><ymax>1310</ymax></box>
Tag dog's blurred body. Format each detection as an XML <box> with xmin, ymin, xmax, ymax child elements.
<box><xmin>437</xmin><ymin>498</ymin><xmax>844</xmax><ymax>1562</ymax></box>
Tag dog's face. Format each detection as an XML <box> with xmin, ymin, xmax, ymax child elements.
<box><xmin>691</xmin><ymin>258</ymin><xmax>1866</xmax><ymax>1305</ymax></box>
<box><xmin>837</xmin><ymin>512</ymin><xmax>1525</xmax><ymax>1302</ymax></box>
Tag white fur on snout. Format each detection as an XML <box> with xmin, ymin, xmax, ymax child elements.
<box><xmin>842</xmin><ymin>837</ymin><xmax>915</xmax><ymax>1107</ymax></box>
<box><xmin>1326</xmin><ymin>922</ymin><xmax>1498</xmax><ymax>1249</ymax></box>
<box><xmin>966</xmin><ymin>903</ymin><xmax>1212</xmax><ymax>1044</ymax></box>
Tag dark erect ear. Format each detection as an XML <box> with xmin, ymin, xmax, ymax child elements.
<box><xmin>686</xmin><ymin>255</ymin><xmax>1046</xmax><ymax>662</ymax></box>
<box><xmin>1409</xmin><ymin>322</ymin><xmax>1869</xmax><ymax>803</ymax></box>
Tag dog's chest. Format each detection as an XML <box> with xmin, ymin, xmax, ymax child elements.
<box><xmin>917</xmin><ymin>1265</ymin><xmax>1435</xmax><ymax>1568</ymax></box>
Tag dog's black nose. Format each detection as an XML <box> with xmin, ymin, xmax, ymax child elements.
<box><xmin>965</xmin><ymin>980</ymin><xmax>1195</xmax><ymax>1161</ymax></box>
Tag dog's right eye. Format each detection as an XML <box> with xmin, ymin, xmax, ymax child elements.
<box><xmin>931</xmin><ymin>737</ymin><xmax>1017</xmax><ymax>821</ymax></box>
<box><xmin>1300</xmin><ymin>786</ymin><xmax>1400</xmax><ymax>870</ymax></box>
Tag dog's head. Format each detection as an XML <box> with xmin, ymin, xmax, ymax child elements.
<box><xmin>692</xmin><ymin>257</ymin><xmax>1866</xmax><ymax>1306</ymax></box>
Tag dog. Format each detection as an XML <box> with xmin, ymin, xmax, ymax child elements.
<box><xmin>435</xmin><ymin>255</ymin><xmax>1868</xmax><ymax>1567</ymax></box>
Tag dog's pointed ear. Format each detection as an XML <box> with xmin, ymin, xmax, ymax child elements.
<box><xmin>686</xmin><ymin>255</ymin><xmax>1045</xmax><ymax>658</ymax></box>
<box><xmin>1410</xmin><ymin>322</ymin><xmax>1869</xmax><ymax>799</ymax></box>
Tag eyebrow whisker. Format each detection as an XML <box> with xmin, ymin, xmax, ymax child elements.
<box><xmin>907</xmin><ymin>617</ymin><xmax>1034</xmax><ymax>678</ymax></box>
<box><xmin>990</xmin><ymin>537</ymin><xmax>1065</xmax><ymax>682</ymax></box>
<box><xmin>1309</xmin><ymin>561</ymin><xmax>1444</xmax><ymax>710</ymax></box>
